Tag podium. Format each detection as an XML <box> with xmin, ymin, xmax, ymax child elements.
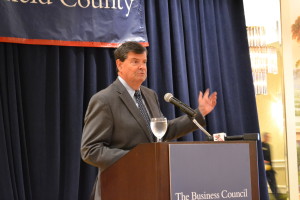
<box><xmin>101</xmin><ymin>141</ymin><xmax>259</xmax><ymax>200</ymax></box>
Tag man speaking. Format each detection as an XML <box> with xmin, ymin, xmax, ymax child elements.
<box><xmin>81</xmin><ymin>41</ymin><xmax>217</xmax><ymax>200</ymax></box>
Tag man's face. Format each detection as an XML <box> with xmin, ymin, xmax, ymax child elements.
<box><xmin>263</xmin><ymin>133</ymin><xmax>270</xmax><ymax>143</ymax></box>
<box><xmin>117</xmin><ymin>51</ymin><xmax>147</xmax><ymax>89</ymax></box>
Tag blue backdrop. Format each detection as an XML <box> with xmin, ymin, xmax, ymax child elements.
<box><xmin>0</xmin><ymin>0</ymin><xmax>268</xmax><ymax>199</ymax></box>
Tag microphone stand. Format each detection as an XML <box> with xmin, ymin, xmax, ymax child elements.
<box><xmin>192</xmin><ymin>118</ymin><xmax>213</xmax><ymax>141</ymax></box>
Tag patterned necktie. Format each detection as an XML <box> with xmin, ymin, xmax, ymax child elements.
<box><xmin>134</xmin><ymin>90</ymin><xmax>153</xmax><ymax>137</ymax></box>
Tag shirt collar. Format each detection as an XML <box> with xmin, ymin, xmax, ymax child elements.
<box><xmin>118</xmin><ymin>76</ymin><xmax>137</xmax><ymax>99</ymax></box>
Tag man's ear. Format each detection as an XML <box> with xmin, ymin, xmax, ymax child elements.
<box><xmin>116</xmin><ymin>59</ymin><xmax>122</xmax><ymax>72</ymax></box>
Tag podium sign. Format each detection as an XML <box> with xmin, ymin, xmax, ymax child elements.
<box><xmin>169</xmin><ymin>143</ymin><xmax>253</xmax><ymax>200</ymax></box>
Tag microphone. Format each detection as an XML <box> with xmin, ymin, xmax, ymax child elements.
<box><xmin>164</xmin><ymin>93</ymin><xmax>212</xmax><ymax>139</ymax></box>
<box><xmin>164</xmin><ymin>93</ymin><xmax>197</xmax><ymax>118</ymax></box>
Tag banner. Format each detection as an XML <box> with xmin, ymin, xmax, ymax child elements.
<box><xmin>0</xmin><ymin>0</ymin><xmax>148</xmax><ymax>47</ymax></box>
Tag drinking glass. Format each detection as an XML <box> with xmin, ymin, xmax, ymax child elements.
<box><xmin>150</xmin><ymin>117</ymin><xmax>167</xmax><ymax>142</ymax></box>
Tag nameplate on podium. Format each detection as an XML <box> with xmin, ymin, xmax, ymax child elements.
<box><xmin>169</xmin><ymin>143</ymin><xmax>253</xmax><ymax>200</ymax></box>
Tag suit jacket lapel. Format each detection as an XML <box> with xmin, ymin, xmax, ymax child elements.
<box><xmin>141</xmin><ymin>87</ymin><xmax>161</xmax><ymax>118</ymax></box>
<box><xmin>113</xmin><ymin>79</ymin><xmax>154</xmax><ymax>142</ymax></box>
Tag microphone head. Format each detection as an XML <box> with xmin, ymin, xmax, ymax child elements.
<box><xmin>164</xmin><ymin>93</ymin><xmax>173</xmax><ymax>102</ymax></box>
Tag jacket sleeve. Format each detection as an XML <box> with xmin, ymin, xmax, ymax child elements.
<box><xmin>80</xmin><ymin>96</ymin><xmax>129</xmax><ymax>171</ymax></box>
<box><xmin>150</xmin><ymin>91</ymin><xmax>206</xmax><ymax>141</ymax></box>
<box><xmin>164</xmin><ymin>109</ymin><xmax>206</xmax><ymax>141</ymax></box>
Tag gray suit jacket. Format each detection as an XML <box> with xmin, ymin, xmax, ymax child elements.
<box><xmin>81</xmin><ymin>78</ymin><xmax>205</xmax><ymax>200</ymax></box>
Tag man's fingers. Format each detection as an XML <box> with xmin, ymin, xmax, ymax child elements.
<box><xmin>199</xmin><ymin>91</ymin><xmax>203</xmax><ymax>99</ymax></box>
<box><xmin>204</xmin><ymin>88</ymin><xmax>210</xmax><ymax>97</ymax></box>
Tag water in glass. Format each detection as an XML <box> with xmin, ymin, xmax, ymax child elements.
<box><xmin>150</xmin><ymin>117</ymin><xmax>167</xmax><ymax>142</ymax></box>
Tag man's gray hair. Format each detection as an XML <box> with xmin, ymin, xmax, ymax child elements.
<box><xmin>114</xmin><ymin>41</ymin><xmax>147</xmax><ymax>62</ymax></box>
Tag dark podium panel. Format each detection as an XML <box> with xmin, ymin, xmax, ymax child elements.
<box><xmin>101</xmin><ymin>142</ymin><xmax>259</xmax><ymax>200</ymax></box>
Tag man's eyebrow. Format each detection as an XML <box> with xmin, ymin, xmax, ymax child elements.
<box><xmin>129</xmin><ymin>57</ymin><xmax>147</xmax><ymax>62</ymax></box>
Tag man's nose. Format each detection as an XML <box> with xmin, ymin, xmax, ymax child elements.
<box><xmin>139</xmin><ymin>63</ymin><xmax>147</xmax><ymax>69</ymax></box>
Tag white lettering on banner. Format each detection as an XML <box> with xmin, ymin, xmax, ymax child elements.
<box><xmin>124</xmin><ymin>0</ymin><xmax>133</xmax><ymax>17</ymax></box>
<box><xmin>5</xmin><ymin>0</ymin><xmax>135</xmax><ymax>17</ymax></box>
<box><xmin>60</xmin><ymin>0</ymin><xmax>134</xmax><ymax>16</ymax></box>
<box><xmin>6</xmin><ymin>0</ymin><xmax>53</xmax><ymax>4</ymax></box>
<box><xmin>78</xmin><ymin>0</ymin><xmax>89</xmax><ymax>8</ymax></box>
<box><xmin>91</xmin><ymin>0</ymin><xmax>103</xmax><ymax>8</ymax></box>
<box><xmin>60</xmin><ymin>0</ymin><xmax>76</xmax><ymax>7</ymax></box>
<box><xmin>37</xmin><ymin>0</ymin><xmax>52</xmax><ymax>4</ymax></box>
<box><xmin>110</xmin><ymin>0</ymin><xmax>123</xmax><ymax>9</ymax></box>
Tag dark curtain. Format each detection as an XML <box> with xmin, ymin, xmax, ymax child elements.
<box><xmin>0</xmin><ymin>0</ymin><xmax>268</xmax><ymax>199</ymax></box>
